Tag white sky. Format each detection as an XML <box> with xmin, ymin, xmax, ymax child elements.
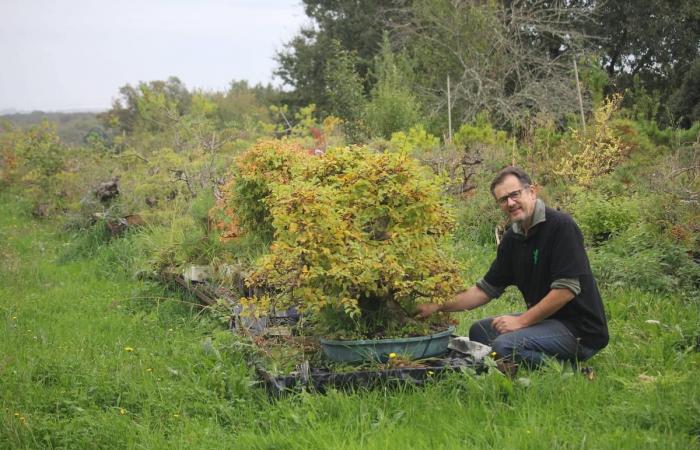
<box><xmin>0</xmin><ymin>0</ymin><xmax>308</xmax><ymax>111</ymax></box>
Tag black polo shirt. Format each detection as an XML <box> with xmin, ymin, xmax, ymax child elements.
<box><xmin>482</xmin><ymin>206</ymin><xmax>609</xmax><ymax>350</ymax></box>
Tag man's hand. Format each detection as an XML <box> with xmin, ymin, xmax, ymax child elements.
<box><xmin>414</xmin><ymin>303</ymin><xmax>441</xmax><ymax>319</ymax></box>
<box><xmin>492</xmin><ymin>315</ymin><xmax>526</xmax><ymax>334</ymax></box>
<box><xmin>491</xmin><ymin>288</ymin><xmax>575</xmax><ymax>334</ymax></box>
<box><xmin>415</xmin><ymin>286</ymin><xmax>493</xmax><ymax>319</ymax></box>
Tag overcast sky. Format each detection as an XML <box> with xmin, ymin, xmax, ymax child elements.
<box><xmin>0</xmin><ymin>0</ymin><xmax>308</xmax><ymax>112</ymax></box>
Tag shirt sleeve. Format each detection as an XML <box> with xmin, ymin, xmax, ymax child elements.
<box><xmin>551</xmin><ymin>278</ymin><xmax>581</xmax><ymax>295</ymax></box>
<box><xmin>476</xmin><ymin>278</ymin><xmax>505</xmax><ymax>299</ymax></box>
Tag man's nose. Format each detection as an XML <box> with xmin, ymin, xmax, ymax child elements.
<box><xmin>506</xmin><ymin>196</ymin><xmax>517</xmax><ymax>207</ymax></box>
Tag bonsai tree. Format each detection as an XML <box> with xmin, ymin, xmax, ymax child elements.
<box><xmin>220</xmin><ymin>139</ymin><xmax>464</xmax><ymax>339</ymax></box>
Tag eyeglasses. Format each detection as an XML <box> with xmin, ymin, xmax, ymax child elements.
<box><xmin>496</xmin><ymin>186</ymin><xmax>530</xmax><ymax>205</ymax></box>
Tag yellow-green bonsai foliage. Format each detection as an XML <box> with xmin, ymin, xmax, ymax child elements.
<box><xmin>222</xmin><ymin>139</ymin><xmax>464</xmax><ymax>338</ymax></box>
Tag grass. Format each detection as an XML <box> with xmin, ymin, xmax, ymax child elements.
<box><xmin>1</xmin><ymin>191</ymin><xmax>699</xmax><ymax>449</ymax></box>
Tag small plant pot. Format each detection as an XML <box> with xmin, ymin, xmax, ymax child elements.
<box><xmin>319</xmin><ymin>327</ymin><xmax>455</xmax><ymax>363</ymax></box>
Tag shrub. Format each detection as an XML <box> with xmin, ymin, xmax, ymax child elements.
<box><xmin>571</xmin><ymin>191</ymin><xmax>639</xmax><ymax>244</ymax></box>
<box><xmin>388</xmin><ymin>125</ymin><xmax>440</xmax><ymax>155</ymax></box>
<box><xmin>217</xmin><ymin>139</ymin><xmax>308</xmax><ymax>243</ymax></box>
<box><xmin>324</xmin><ymin>42</ymin><xmax>368</xmax><ymax>143</ymax></box>
<box><xmin>364</xmin><ymin>87</ymin><xmax>421</xmax><ymax>139</ymax></box>
<box><xmin>1</xmin><ymin>122</ymin><xmax>105</xmax><ymax>218</ymax></box>
<box><xmin>0</xmin><ymin>122</ymin><xmax>22</xmax><ymax>186</ymax></box>
<box><xmin>453</xmin><ymin>116</ymin><xmax>508</xmax><ymax>149</ymax></box>
<box><xmin>557</xmin><ymin>94</ymin><xmax>627</xmax><ymax>187</ymax></box>
<box><xmin>590</xmin><ymin>225</ymin><xmax>700</xmax><ymax>293</ymax></box>
<box><xmin>610</xmin><ymin>119</ymin><xmax>656</xmax><ymax>154</ymax></box>
<box><xmin>364</xmin><ymin>35</ymin><xmax>421</xmax><ymax>139</ymax></box>
<box><xmin>220</xmin><ymin>140</ymin><xmax>465</xmax><ymax>338</ymax></box>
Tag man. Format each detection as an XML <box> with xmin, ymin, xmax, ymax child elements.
<box><xmin>416</xmin><ymin>167</ymin><xmax>608</xmax><ymax>368</ymax></box>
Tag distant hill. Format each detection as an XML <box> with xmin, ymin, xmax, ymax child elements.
<box><xmin>0</xmin><ymin>110</ymin><xmax>107</xmax><ymax>146</ymax></box>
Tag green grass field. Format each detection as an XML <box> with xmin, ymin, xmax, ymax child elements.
<box><xmin>1</xmin><ymin>192</ymin><xmax>698</xmax><ymax>449</ymax></box>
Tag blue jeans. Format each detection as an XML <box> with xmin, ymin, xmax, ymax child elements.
<box><xmin>469</xmin><ymin>314</ymin><xmax>597</xmax><ymax>367</ymax></box>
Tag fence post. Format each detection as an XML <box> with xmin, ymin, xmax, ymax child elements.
<box><xmin>573</xmin><ymin>56</ymin><xmax>586</xmax><ymax>132</ymax></box>
<box><xmin>447</xmin><ymin>75</ymin><xmax>453</xmax><ymax>143</ymax></box>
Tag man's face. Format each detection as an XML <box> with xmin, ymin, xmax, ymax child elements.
<box><xmin>492</xmin><ymin>174</ymin><xmax>537</xmax><ymax>224</ymax></box>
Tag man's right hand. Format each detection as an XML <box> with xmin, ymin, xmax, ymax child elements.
<box><xmin>414</xmin><ymin>303</ymin><xmax>441</xmax><ymax>319</ymax></box>
<box><xmin>415</xmin><ymin>286</ymin><xmax>492</xmax><ymax>319</ymax></box>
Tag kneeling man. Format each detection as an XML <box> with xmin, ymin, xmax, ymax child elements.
<box><xmin>417</xmin><ymin>167</ymin><xmax>608</xmax><ymax>367</ymax></box>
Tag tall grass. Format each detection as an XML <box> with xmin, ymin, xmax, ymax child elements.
<box><xmin>1</xmin><ymin>192</ymin><xmax>698</xmax><ymax>449</ymax></box>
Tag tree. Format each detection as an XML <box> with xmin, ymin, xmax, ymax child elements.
<box><xmin>670</xmin><ymin>58</ymin><xmax>700</xmax><ymax>128</ymax></box>
<box><xmin>324</xmin><ymin>42</ymin><xmax>368</xmax><ymax>142</ymax></box>
<box><xmin>364</xmin><ymin>34</ymin><xmax>422</xmax><ymax>138</ymax></box>
<box><xmin>591</xmin><ymin>0</ymin><xmax>700</xmax><ymax>84</ymax></box>
<box><xmin>211</xmin><ymin>80</ymin><xmax>280</xmax><ymax>128</ymax></box>
<box><xmin>394</xmin><ymin>0</ymin><xmax>595</xmax><ymax>132</ymax></box>
<box><xmin>99</xmin><ymin>77</ymin><xmax>192</xmax><ymax>134</ymax></box>
<box><xmin>274</xmin><ymin>0</ymin><xmax>407</xmax><ymax>112</ymax></box>
<box><xmin>587</xmin><ymin>0</ymin><xmax>700</xmax><ymax>124</ymax></box>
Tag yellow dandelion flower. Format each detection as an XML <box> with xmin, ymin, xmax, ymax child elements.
<box><xmin>119</xmin><ymin>408</ymin><xmax>126</xmax><ymax>415</ymax></box>
<box><xmin>14</xmin><ymin>412</ymin><xmax>20</xmax><ymax>417</ymax></box>
<box><xmin>12</xmin><ymin>316</ymin><xmax>17</xmax><ymax>320</ymax></box>
<box><xmin>490</xmin><ymin>351</ymin><xmax>497</xmax><ymax>358</ymax></box>
<box><xmin>173</xmin><ymin>413</ymin><xmax>180</xmax><ymax>418</ymax></box>
<box><xmin>388</xmin><ymin>352</ymin><xmax>397</xmax><ymax>359</ymax></box>
<box><xmin>146</xmin><ymin>368</ymin><xmax>153</xmax><ymax>372</ymax></box>
<box><xmin>427</xmin><ymin>370</ymin><xmax>435</xmax><ymax>376</ymax></box>
<box><xmin>124</xmin><ymin>347</ymin><xmax>134</xmax><ymax>352</ymax></box>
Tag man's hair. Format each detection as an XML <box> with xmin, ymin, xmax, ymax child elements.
<box><xmin>490</xmin><ymin>166</ymin><xmax>533</xmax><ymax>195</ymax></box>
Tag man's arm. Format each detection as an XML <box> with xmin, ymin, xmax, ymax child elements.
<box><xmin>415</xmin><ymin>285</ymin><xmax>492</xmax><ymax>318</ymax></box>
<box><xmin>492</xmin><ymin>288</ymin><xmax>574</xmax><ymax>334</ymax></box>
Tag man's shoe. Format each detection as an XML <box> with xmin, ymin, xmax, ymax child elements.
<box><xmin>580</xmin><ymin>366</ymin><xmax>596</xmax><ymax>381</ymax></box>
<box><xmin>496</xmin><ymin>359</ymin><xmax>519</xmax><ymax>377</ymax></box>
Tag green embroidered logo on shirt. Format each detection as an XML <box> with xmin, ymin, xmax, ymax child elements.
<box><xmin>533</xmin><ymin>248</ymin><xmax>539</xmax><ymax>265</ymax></box>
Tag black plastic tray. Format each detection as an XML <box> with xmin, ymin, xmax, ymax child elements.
<box><xmin>256</xmin><ymin>356</ymin><xmax>486</xmax><ymax>396</ymax></box>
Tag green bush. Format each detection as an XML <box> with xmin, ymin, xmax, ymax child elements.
<box><xmin>364</xmin><ymin>35</ymin><xmax>421</xmax><ymax>139</ymax></box>
<box><xmin>324</xmin><ymin>42</ymin><xmax>368</xmax><ymax>143</ymax></box>
<box><xmin>571</xmin><ymin>192</ymin><xmax>639</xmax><ymax>244</ymax></box>
<box><xmin>219</xmin><ymin>139</ymin><xmax>307</xmax><ymax>243</ymax></box>
<box><xmin>388</xmin><ymin>125</ymin><xmax>440</xmax><ymax>155</ymax></box>
<box><xmin>453</xmin><ymin>116</ymin><xmax>508</xmax><ymax>149</ymax></box>
<box><xmin>364</xmin><ymin>87</ymin><xmax>421</xmax><ymax>139</ymax></box>
<box><xmin>590</xmin><ymin>225</ymin><xmax>700</xmax><ymax>293</ymax></box>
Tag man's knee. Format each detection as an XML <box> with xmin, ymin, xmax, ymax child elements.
<box><xmin>491</xmin><ymin>335</ymin><xmax>517</xmax><ymax>359</ymax></box>
<box><xmin>469</xmin><ymin>318</ymin><xmax>494</xmax><ymax>344</ymax></box>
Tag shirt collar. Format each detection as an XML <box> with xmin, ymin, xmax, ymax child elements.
<box><xmin>512</xmin><ymin>198</ymin><xmax>546</xmax><ymax>236</ymax></box>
